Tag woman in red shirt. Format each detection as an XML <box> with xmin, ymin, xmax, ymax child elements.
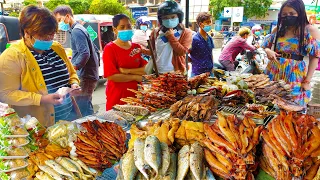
<box><xmin>103</xmin><ymin>14</ymin><xmax>147</xmax><ymax>110</ymax></box>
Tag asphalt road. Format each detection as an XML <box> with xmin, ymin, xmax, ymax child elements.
<box><xmin>92</xmin><ymin>79</ymin><xmax>107</xmax><ymax>113</ymax></box>
<box><xmin>92</xmin><ymin>48</ymin><xmax>223</xmax><ymax>113</ymax></box>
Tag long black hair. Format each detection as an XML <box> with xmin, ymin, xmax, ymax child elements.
<box><xmin>275</xmin><ymin>0</ymin><xmax>309</xmax><ymax>54</ymax></box>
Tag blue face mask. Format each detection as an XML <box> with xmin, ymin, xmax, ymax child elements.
<box><xmin>162</xmin><ymin>17</ymin><xmax>179</xmax><ymax>29</ymax></box>
<box><xmin>203</xmin><ymin>25</ymin><xmax>211</xmax><ymax>32</ymax></box>
<box><xmin>140</xmin><ymin>25</ymin><xmax>148</xmax><ymax>31</ymax></box>
<box><xmin>254</xmin><ymin>31</ymin><xmax>261</xmax><ymax>36</ymax></box>
<box><xmin>59</xmin><ymin>17</ymin><xmax>70</xmax><ymax>31</ymax></box>
<box><xmin>33</xmin><ymin>38</ymin><xmax>53</xmax><ymax>51</ymax></box>
<box><xmin>118</xmin><ymin>30</ymin><xmax>134</xmax><ymax>42</ymax></box>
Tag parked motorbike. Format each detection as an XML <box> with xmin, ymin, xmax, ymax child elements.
<box><xmin>236</xmin><ymin>48</ymin><xmax>268</xmax><ymax>74</ymax></box>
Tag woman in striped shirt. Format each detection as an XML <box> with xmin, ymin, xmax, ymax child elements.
<box><xmin>0</xmin><ymin>5</ymin><xmax>80</xmax><ymax>127</ymax></box>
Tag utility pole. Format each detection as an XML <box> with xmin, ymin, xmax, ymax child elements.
<box><xmin>185</xmin><ymin>0</ymin><xmax>189</xmax><ymax>28</ymax></box>
<box><xmin>315</xmin><ymin>0</ymin><xmax>318</xmax><ymax>14</ymax></box>
<box><xmin>0</xmin><ymin>0</ymin><xmax>4</xmax><ymax>15</ymax></box>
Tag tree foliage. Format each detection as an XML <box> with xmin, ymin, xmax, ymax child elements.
<box><xmin>44</xmin><ymin>0</ymin><xmax>89</xmax><ymax>14</ymax></box>
<box><xmin>68</xmin><ymin>0</ymin><xmax>90</xmax><ymax>14</ymax></box>
<box><xmin>22</xmin><ymin>0</ymin><xmax>38</xmax><ymax>6</ymax></box>
<box><xmin>210</xmin><ymin>0</ymin><xmax>273</xmax><ymax>19</ymax></box>
<box><xmin>89</xmin><ymin>0</ymin><xmax>129</xmax><ymax>15</ymax></box>
<box><xmin>44</xmin><ymin>0</ymin><xmax>67</xmax><ymax>11</ymax></box>
<box><xmin>8</xmin><ymin>12</ymin><xmax>19</xmax><ymax>17</ymax></box>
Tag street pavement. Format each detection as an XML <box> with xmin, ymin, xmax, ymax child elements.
<box><xmin>92</xmin><ymin>48</ymin><xmax>222</xmax><ymax>113</ymax></box>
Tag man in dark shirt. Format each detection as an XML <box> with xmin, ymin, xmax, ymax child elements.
<box><xmin>101</xmin><ymin>26</ymin><xmax>115</xmax><ymax>48</ymax></box>
<box><xmin>189</xmin><ymin>12</ymin><xmax>214</xmax><ymax>76</ymax></box>
<box><xmin>54</xmin><ymin>6</ymin><xmax>99</xmax><ymax>116</ymax></box>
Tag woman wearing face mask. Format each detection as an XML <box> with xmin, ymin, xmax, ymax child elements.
<box><xmin>219</xmin><ymin>27</ymin><xmax>258</xmax><ymax>71</ymax></box>
<box><xmin>262</xmin><ymin>0</ymin><xmax>320</xmax><ymax>106</ymax></box>
<box><xmin>0</xmin><ymin>5</ymin><xmax>80</xmax><ymax>127</ymax></box>
<box><xmin>148</xmin><ymin>0</ymin><xmax>192</xmax><ymax>74</ymax></box>
<box><xmin>250</xmin><ymin>25</ymin><xmax>262</xmax><ymax>45</ymax></box>
<box><xmin>189</xmin><ymin>12</ymin><xmax>214</xmax><ymax>76</ymax></box>
<box><xmin>103</xmin><ymin>14</ymin><xmax>147</xmax><ymax>110</ymax></box>
<box><xmin>132</xmin><ymin>16</ymin><xmax>152</xmax><ymax>48</ymax></box>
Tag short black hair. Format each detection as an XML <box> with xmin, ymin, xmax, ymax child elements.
<box><xmin>112</xmin><ymin>14</ymin><xmax>130</xmax><ymax>27</ymax></box>
<box><xmin>196</xmin><ymin>12</ymin><xmax>212</xmax><ymax>25</ymax></box>
<box><xmin>53</xmin><ymin>5</ymin><xmax>73</xmax><ymax>17</ymax></box>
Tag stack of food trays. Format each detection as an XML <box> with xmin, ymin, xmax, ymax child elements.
<box><xmin>0</xmin><ymin>110</ymin><xmax>30</xmax><ymax>179</ymax></box>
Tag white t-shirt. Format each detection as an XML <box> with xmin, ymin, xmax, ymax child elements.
<box><xmin>132</xmin><ymin>29</ymin><xmax>151</xmax><ymax>48</ymax></box>
<box><xmin>155</xmin><ymin>29</ymin><xmax>182</xmax><ymax>73</ymax></box>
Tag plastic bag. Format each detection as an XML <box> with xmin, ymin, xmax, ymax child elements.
<box><xmin>144</xmin><ymin>60</ymin><xmax>154</xmax><ymax>75</ymax></box>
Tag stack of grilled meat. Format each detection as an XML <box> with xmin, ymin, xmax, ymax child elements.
<box><xmin>170</xmin><ymin>94</ymin><xmax>219</xmax><ymax>122</ymax></box>
<box><xmin>121</xmin><ymin>73</ymin><xmax>189</xmax><ymax>110</ymax></box>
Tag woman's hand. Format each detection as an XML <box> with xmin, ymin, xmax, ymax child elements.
<box><xmin>265</xmin><ymin>48</ymin><xmax>280</xmax><ymax>61</ymax></box>
<box><xmin>41</xmin><ymin>94</ymin><xmax>62</xmax><ymax>105</ymax></box>
<box><xmin>165</xmin><ymin>29</ymin><xmax>174</xmax><ymax>37</ymax></box>
<box><xmin>70</xmin><ymin>83</ymin><xmax>82</xmax><ymax>96</ymax></box>
<box><xmin>133</xmin><ymin>75</ymin><xmax>143</xmax><ymax>82</ymax></box>
<box><xmin>301</xmin><ymin>82</ymin><xmax>311</xmax><ymax>91</ymax></box>
<box><xmin>119</xmin><ymin>68</ymin><xmax>130</xmax><ymax>74</ymax></box>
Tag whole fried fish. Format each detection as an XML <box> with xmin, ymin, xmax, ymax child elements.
<box><xmin>160</xmin><ymin>142</ymin><xmax>171</xmax><ymax>177</ymax></box>
<box><xmin>122</xmin><ymin>149</ymin><xmax>138</xmax><ymax>180</ymax></box>
<box><xmin>176</xmin><ymin>145</ymin><xmax>190</xmax><ymax>180</ymax></box>
<box><xmin>134</xmin><ymin>138</ymin><xmax>149</xmax><ymax>180</ymax></box>
<box><xmin>163</xmin><ymin>153</ymin><xmax>177</xmax><ymax>180</ymax></box>
<box><xmin>55</xmin><ymin>157</ymin><xmax>90</xmax><ymax>179</ymax></box>
<box><xmin>38</xmin><ymin>165</ymin><xmax>62</xmax><ymax>180</ymax></box>
<box><xmin>116</xmin><ymin>157</ymin><xmax>124</xmax><ymax>180</ymax></box>
<box><xmin>113</xmin><ymin>105</ymin><xmax>149</xmax><ymax>116</ymax></box>
<box><xmin>36</xmin><ymin>171</ymin><xmax>54</xmax><ymax>180</ymax></box>
<box><xmin>45</xmin><ymin>160</ymin><xmax>75</xmax><ymax>179</ymax></box>
<box><xmin>70</xmin><ymin>157</ymin><xmax>96</xmax><ymax>176</ymax></box>
<box><xmin>144</xmin><ymin>135</ymin><xmax>161</xmax><ymax>176</ymax></box>
<box><xmin>190</xmin><ymin>142</ymin><xmax>204</xmax><ymax>180</ymax></box>
<box><xmin>135</xmin><ymin>172</ymin><xmax>148</xmax><ymax>180</ymax></box>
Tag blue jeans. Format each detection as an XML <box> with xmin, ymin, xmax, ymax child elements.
<box><xmin>75</xmin><ymin>78</ymin><xmax>97</xmax><ymax>117</ymax></box>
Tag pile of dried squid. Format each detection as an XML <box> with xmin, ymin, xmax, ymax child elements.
<box><xmin>74</xmin><ymin>120</ymin><xmax>127</xmax><ymax>170</ymax></box>
<box><xmin>202</xmin><ymin>112</ymin><xmax>263</xmax><ymax>179</ymax></box>
<box><xmin>260</xmin><ymin>111</ymin><xmax>320</xmax><ymax>179</ymax></box>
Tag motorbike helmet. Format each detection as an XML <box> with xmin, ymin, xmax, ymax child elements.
<box><xmin>157</xmin><ymin>0</ymin><xmax>184</xmax><ymax>25</ymax></box>
<box><xmin>135</xmin><ymin>16</ymin><xmax>152</xmax><ymax>29</ymax></box>
<box><xmin>251</xmin><ymin>25</ymin><xmax>262</xmax><ymax>33</ymax></box>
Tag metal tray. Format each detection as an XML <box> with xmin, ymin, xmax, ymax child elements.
<box><xmin>211</xmin><ymin>106</ymin><xmax>277</xmax><ymax>125</ymax></box>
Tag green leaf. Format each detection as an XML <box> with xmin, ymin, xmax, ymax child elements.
<box><xmin>0</xmin><ymin>149</ymin><xmax>8</xmax><ymax>157</ymax></box>
<box><xmin>0</xmin><ymin>118</ymin><xmax>6</xmax><ymax>127</ymax></box>
<box><xmin>256</xmin><ymin>169</ymin><xmax>275</xmax><ymax>180</ymax></box>
<box><xmin>0</xmin><ymin>159</ymin><xmax>9</xmax><ymax>171</ymax></box>
<box><xmin>0</xmin><ymin>172</ymin><xmax>10</xmax><ymax>180</ymax></box>
<box><xmin>0</xmin><ymin>126</ymin><xmax>11</xmax><ymax>136</ymax></box>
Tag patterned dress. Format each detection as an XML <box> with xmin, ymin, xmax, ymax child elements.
<box><xmin>262</xmin><ymin>31</ymin><xmax>320</xmax><ymax>106</ymax></box>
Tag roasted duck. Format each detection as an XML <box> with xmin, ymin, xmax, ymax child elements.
<box><xmin>170</xmin><ymin>94</ymin><xmax>219</xmax><ymax>122</ymax></box>
<box><xmin>270</xmin><ymin>94</ymin><xmax>304</xmax><ymax>112</ymax></box>
<box><xmin>188</xmin><ymin>72</ymin><xmax>209</xmax><ymax>89</ymax></box>
<box><xmin>222</xmin><ymin>90</ymin><xmax>252</xmax><ymax>107</ymax></box>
